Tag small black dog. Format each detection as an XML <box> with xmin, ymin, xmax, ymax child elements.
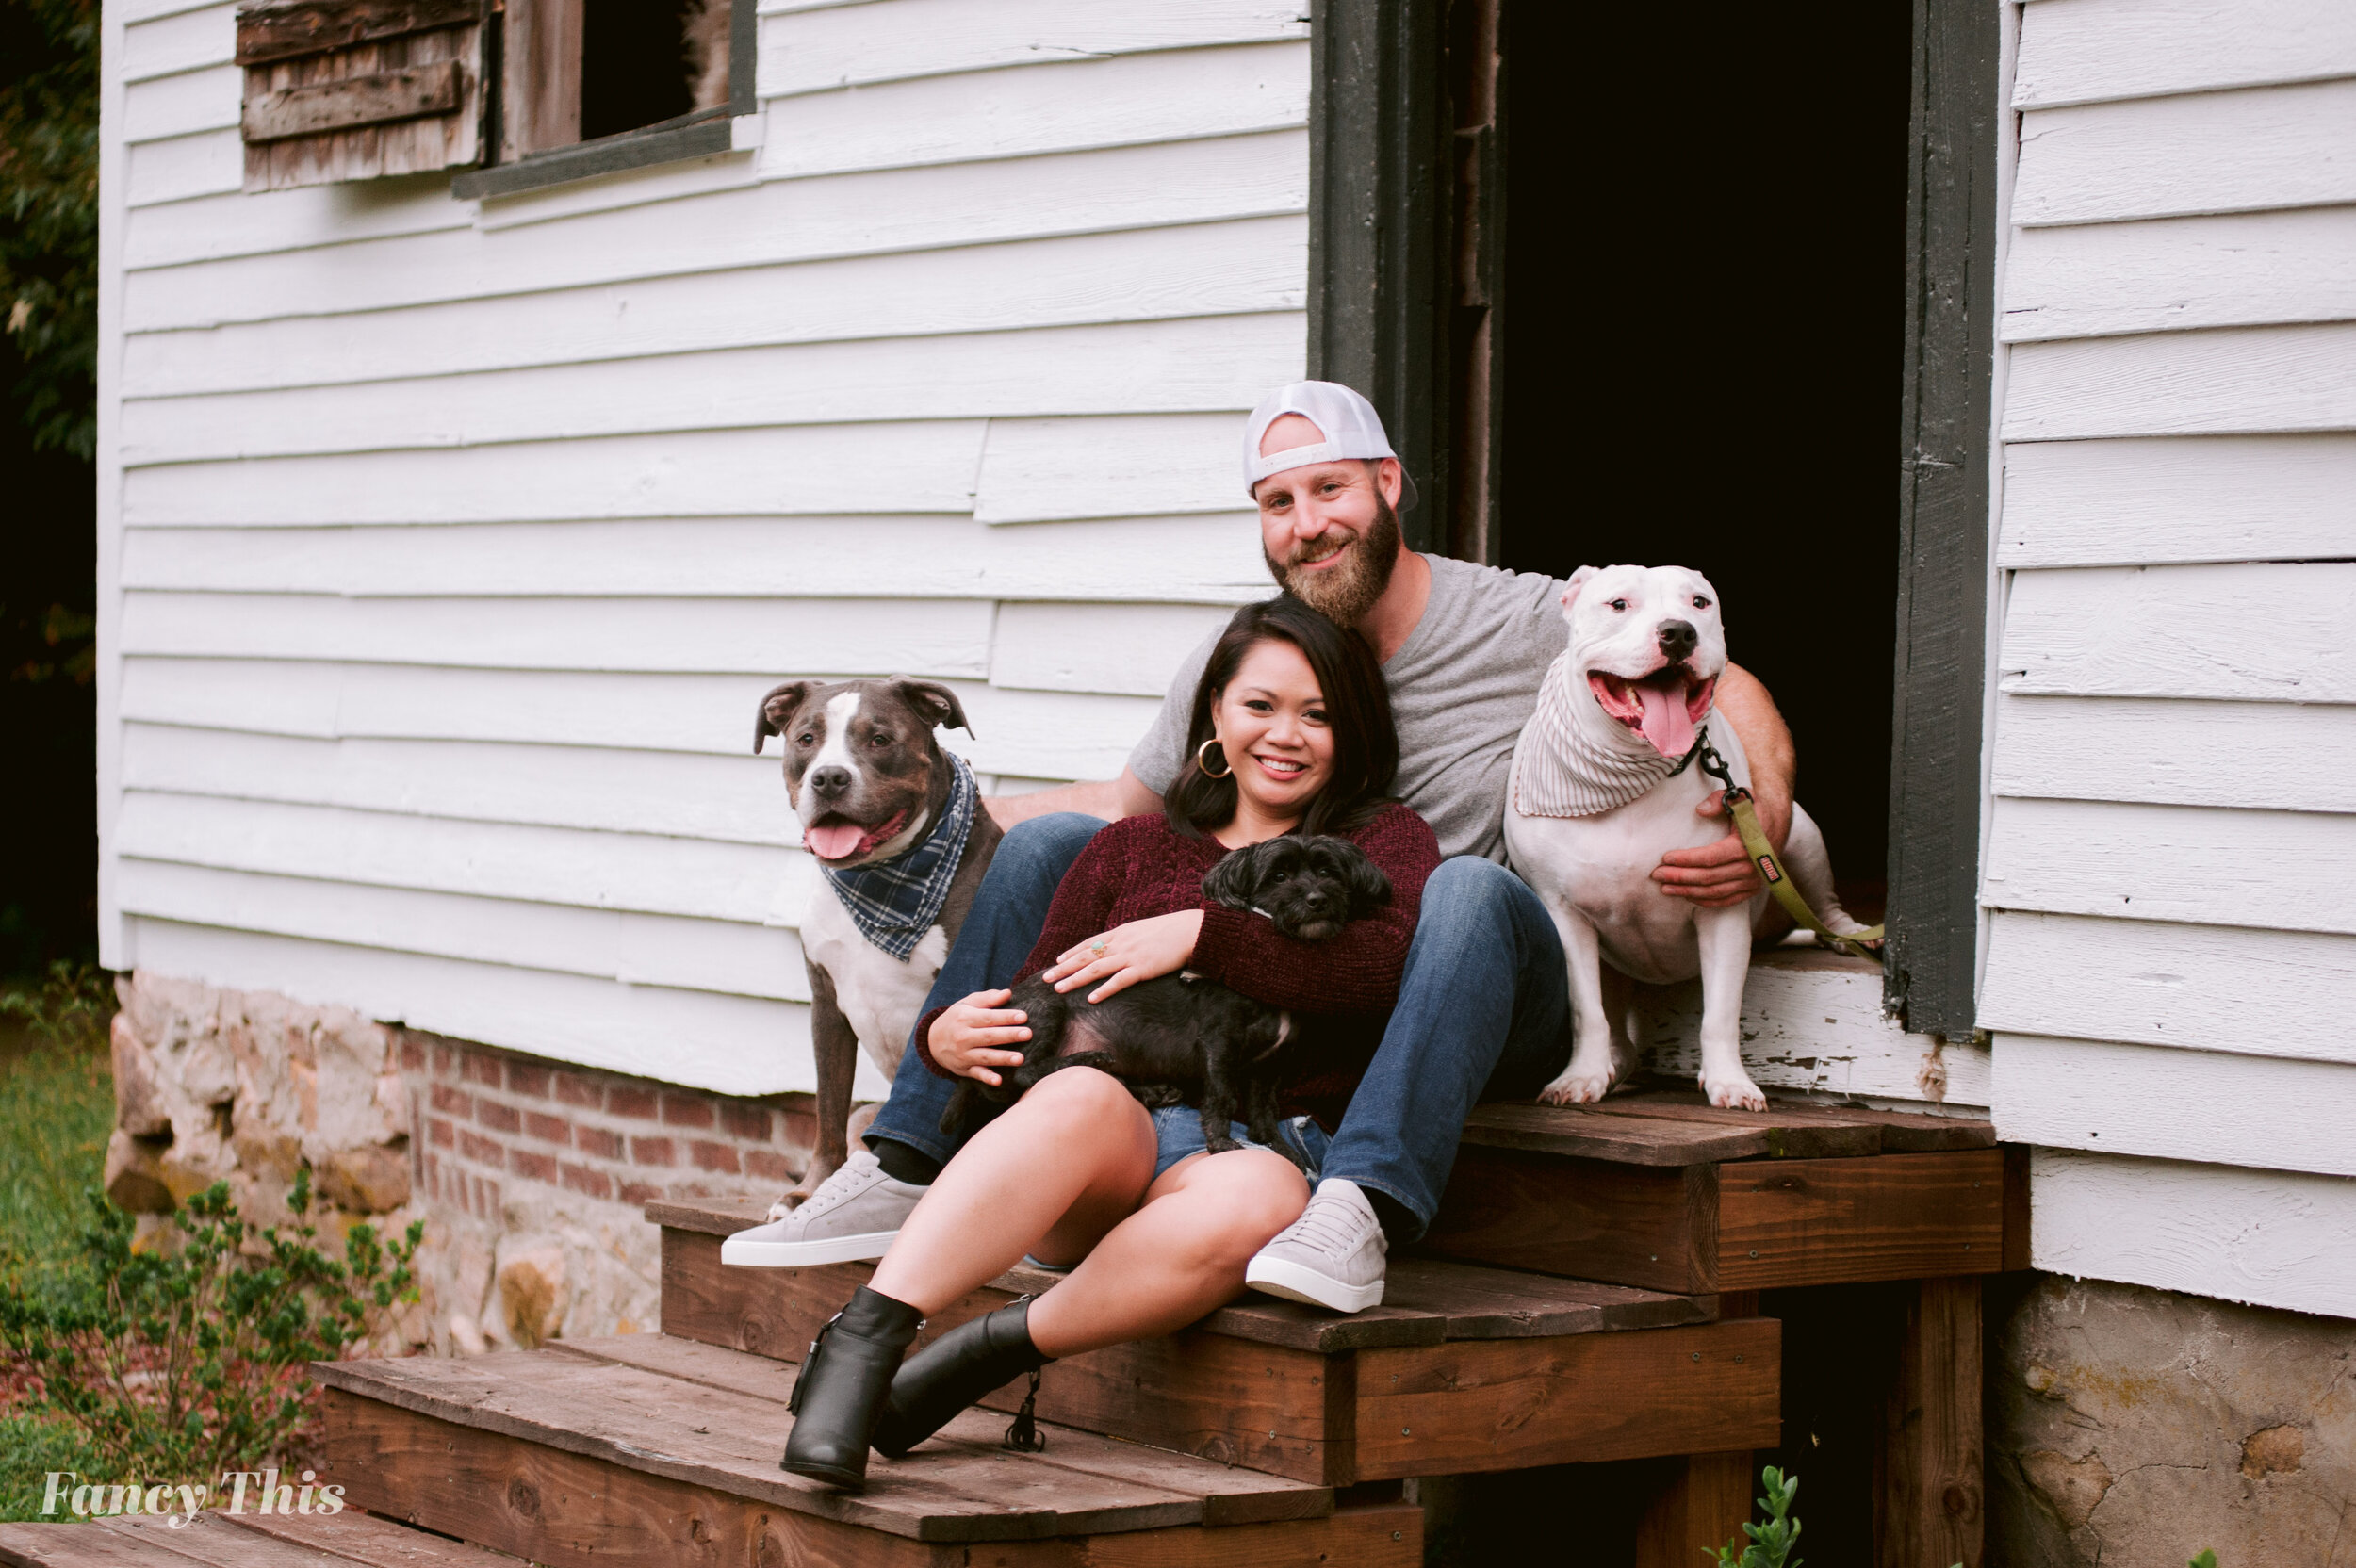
<box><xmin>939</xmin><ymin>835</ymin><xmax>1392</xmax><ymax>1167</ymax></box>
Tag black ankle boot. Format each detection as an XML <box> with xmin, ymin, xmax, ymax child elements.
<box><xmin>781</xmin><ymin>1284</ymin><xmax>924</xmax><ymax>1490</ymax></box>
<box><xmin>871</xmin><ymin>1296</ymin><xmax>1053</xmax><ymax>1460</ymax></box>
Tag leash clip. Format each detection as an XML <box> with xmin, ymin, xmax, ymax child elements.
<box><xmin>1689</xmin><ymin>726</ymin><xmax>1737</xmax><ymax>792</ymax></box>
<box><xmin>1003</xmin><ymin>1368</ymin><xmax>1047</xmax><ymax>1453</ymax></box>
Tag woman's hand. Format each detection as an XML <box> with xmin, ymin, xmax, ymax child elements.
<box><xmin>928</xmin><ymin>988</ymin><xmax>1031</xmax><ymax>1086</ymax></box>
<box><xmin>1041</xmin><ymin>910</ymin><xmax>1204</xmax><ymax>1004</ymax></box>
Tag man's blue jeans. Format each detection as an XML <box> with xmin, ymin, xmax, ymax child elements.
<box><xmin>864</xmin><ymin>814</ymin><xmax>1570</xmax><ymax>1240</ymax></box>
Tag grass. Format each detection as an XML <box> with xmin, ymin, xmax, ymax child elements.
<box><xmin>0</xmin><ymin>965</ymin><xmax>117</xmax><ymax>1519</ymax></box>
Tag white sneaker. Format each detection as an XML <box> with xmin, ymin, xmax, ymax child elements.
<box><xmin>719</xmin><ymin>1150</ymin><xmax>925</xmax><ymax>1267</ymax></box>
<box><xmin>1244</xmin><ymin>1178</ymin><xmax>1388</xmax><ymax>1313</ymax></box>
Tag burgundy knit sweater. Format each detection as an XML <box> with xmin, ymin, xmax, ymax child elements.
<box><xmin>919</xmin><ymin>805</ymin><xmax>1441</xmax><ymax>1127</ymax></box>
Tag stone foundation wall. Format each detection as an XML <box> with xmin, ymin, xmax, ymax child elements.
<box><xmin>1989</xmin><ymin>1274</ymin><xmax>2354</xmax><ymax>1567</ymax></box>
<box><xmin>106</xmin><ymin>972</ymin><xmax>817</xmax><ymax>1358</ymax></box>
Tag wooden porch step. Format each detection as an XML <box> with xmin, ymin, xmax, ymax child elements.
<box><xmin>651</xmin><ymin>1195</ymin><xmax>1782</xmax><ymax>1483</ymax></box>
<box><xmin>312</xmin><ymin>1337</ymin><xmax>1421</xmax><ymax>1568</ymax></box>
<box><xmin>1421</xmin><ymin>1088</ymin><xmax>2022</xmax><ymax>1294</ymax></box>
<box><xmin>0</xmin><ymin>1507</ymin><xmax>519</xmax><ymax>1565</ymax></box>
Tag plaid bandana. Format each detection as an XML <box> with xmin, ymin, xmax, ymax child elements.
<box><xmin>820</xmin><ymin>752</ymin><xmax>978</xmax><ymax>961</ymax></box>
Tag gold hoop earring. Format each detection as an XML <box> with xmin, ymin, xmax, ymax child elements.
<box><xmin>1196</xmin><ymin>738</ymin><xmax>1233</xmax><ymax>778</ymax></box>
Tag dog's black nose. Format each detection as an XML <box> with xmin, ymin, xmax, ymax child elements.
<box><xmin>1301</xmin><ymin>890</ymin><xmax>1328</xmax><ymax>912</ymax></box>
<box><xmin>1657</xmin><ymin>619</ymin><xmax>1697</xmax><ymax>659</ymax></box>
<box><xmin>808</xmin><ymin>765</ymin><xmax>853</xmax><ymax>799</ymax></box>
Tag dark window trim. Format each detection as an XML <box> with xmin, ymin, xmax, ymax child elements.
<box><xmin>1308</xmin><ymin>0</ymin><xmax>2001</xmax><ymax>1038</ymax></box>
<box><xmin>1885</xmin><ymin>0</ymin><xmax>2000</xmax><ymax>1039</ymax></box>
<box><xmin>451</xmin><ymin>0</ymin><xmax>759</xmax><ymax>200</ymax></box>
<box><xmin>1307</xmin><ymin>0</ymin><xmax>1450</xmax><ymax>555</ymax></box>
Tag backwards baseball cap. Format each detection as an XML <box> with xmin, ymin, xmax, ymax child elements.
<box><xmin>1242</xmin><ymin>381</ymin><xmax>1419</xmax><ymax>510</ymax></box>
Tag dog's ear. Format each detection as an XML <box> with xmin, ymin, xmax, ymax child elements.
<box><xmin>1200</xmin><ymin>841</ymin><xmax>1269</xmax><ymax>911</ymax></box>
<box><xmin>754</xmin><ymin>681</ymin><xmax>815</xmax><ymax>754</ymax></box>
<box><xmin>1331</xmin><ymin>841</ymin><xmax>1393</xmax><ymax>910</ymax></box>
<box><xmin>890</xmin><ymin>678</ymin><xmax>973</xmax><ymax>738</ymax></box>
<box><xmin>1561</xmin><ymin>564</ymin><xmax>1599</xmax><ymax>613</ymax></box>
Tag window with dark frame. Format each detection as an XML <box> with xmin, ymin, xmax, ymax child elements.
<box><xmin>232</xmin><ymin>0</ymin><xmax>757</xmax><ymax>196</ymax></box>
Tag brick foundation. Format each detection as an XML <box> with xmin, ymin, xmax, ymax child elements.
<box><xmin>408</xmin><ymin>1033</ymin><xmax>816</xmax><ymax>1224</ymax></box>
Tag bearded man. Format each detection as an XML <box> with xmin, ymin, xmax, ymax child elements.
<box><xmin>725</xmin><ymin>381</ymin><xmax>1797</xmax><ymax>1312</ymax></box>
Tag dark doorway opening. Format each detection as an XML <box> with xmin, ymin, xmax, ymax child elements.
<box><xmin>1484</xmin><ymin>2</ymin><xmax>1913</xmax><ymax>901</ymax></box>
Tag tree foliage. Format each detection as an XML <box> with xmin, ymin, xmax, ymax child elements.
<box><xmin>0</xmin><ymin>0</ymin><xmax>100</xmax><ymax>459</ymax></box>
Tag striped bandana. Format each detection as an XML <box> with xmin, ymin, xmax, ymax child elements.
<box><xmin>1512</xmin><ymin>650</ymin><xmax>1703</xmax><ymax>817</ymax></box>
<box><xmin>820</xmin><ymin>752</ymin><xmax>978</xmax><ymax>960</ymax></box>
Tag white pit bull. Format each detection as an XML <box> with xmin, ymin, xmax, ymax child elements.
<box><xmin>1503</xmin><ymin>564</ymin><xmax>1867</xmax><ymax>1111</ymax></box>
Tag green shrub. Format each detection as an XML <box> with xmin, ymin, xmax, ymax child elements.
<box><xmin>0</xmin><ymin>1168</ymin><xmax>421</xmax><ymax>1482</ymax></box>
<box><xmin>1715</xmin><ymin>1466</ymin><xmax>1801</xmax><ymax>1567</ymax></box>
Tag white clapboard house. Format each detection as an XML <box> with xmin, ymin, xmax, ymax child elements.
<box><xmin>94</xmin><ymin>0</ymin><xmax>2351</xmax><ymax>1338</ymax></box>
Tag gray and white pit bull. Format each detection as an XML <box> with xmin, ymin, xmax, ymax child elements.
<box><xmin>753</xmin><ymin>678</ymin><xmax>1002</xmax><ymax>1212</ymax></box>
<box><xmin>1503</xmin><ymin>564</ymin><xmax>1867</xmax><ymax>1111</ymax></box>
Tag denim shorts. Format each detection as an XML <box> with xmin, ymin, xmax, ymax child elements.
<box><xmin>1020</xmin><ymin>1107</ymin><xmax>1330</xmax><ymax>1274</ymax></box>
<box><xmin>1150</xmin><ymin>1104</ymin><xmax>1330</xmax><ymax>1181</ymax></box>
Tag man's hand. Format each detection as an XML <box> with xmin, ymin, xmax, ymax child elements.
<box><xmin>1653</xmin><ymin>783</ymin><xmax>1792</xmax><ymax>907</ymax></box>
<box><xmin>1653</xmin><ymin>662</ymin><xmax>1795</xmax><ymax>907</ymax></box>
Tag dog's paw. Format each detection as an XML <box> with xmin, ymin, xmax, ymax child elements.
<box><xmin>1537</xmin><ymin>1061</ymin><xmax>1616</xmax><ymax>1105</ymax></box>
<box><xmin>1698</xmin><ymin>1067</ymin><xmax>1768</xmax><ymax>1113</ymax></box>
<box><xmin>765</xmin><ymin>1186</ymin><xmax>811</xmax><ymax>1219</ymax></box>
<box><xmin>1204</xmin><ymin>1135</ymin><xmax>1242</xmax><ymax>1155</ymax></box>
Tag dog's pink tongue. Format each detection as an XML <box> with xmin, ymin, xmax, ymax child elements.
<box><xmin>1637</xmin><ymin>684</ymin><xmax>1696</xmax><ymax>758</ymax></box>
<box><xmin>804</xmin><ymin>822</ymin><xmax>865</xmax><ymax>860</ymax></box>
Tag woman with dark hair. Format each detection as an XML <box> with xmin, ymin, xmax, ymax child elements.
<box><xmin>779</xmin><ymin>596</ymin><xmax>1440</xmax><ymax>1491</ymax></box>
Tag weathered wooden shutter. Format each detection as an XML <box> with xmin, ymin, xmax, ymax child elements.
<box><xmin>236</xmin><ymin>0</ymin><xmax>487</xmax><ymax>191</ymax></box>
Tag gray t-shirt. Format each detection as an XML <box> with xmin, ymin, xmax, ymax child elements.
<box><xmin>1128</xmin><ymin>555</ymin><xmax>1567</xmax><ymax>862</ymax></box>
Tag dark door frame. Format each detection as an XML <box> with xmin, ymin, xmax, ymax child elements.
<box><xmin>1306</xmin><ymin>0</ymin><xmax>1999</xmax><ymax>1038</ymax></box>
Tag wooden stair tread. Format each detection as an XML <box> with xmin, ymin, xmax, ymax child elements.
<box><xmin>1460</xmin><ymin>1091</ymin><xmax>1994</xmax><ymax>1165</ymax></box>
<box><xmin>1620</xmin><ymin>1087</ymin><xmax>2000</xmax><ymax>1152</ymax></box>
<box><xmin>541</xmin><ymin>1332</ymin><xmax>1329</xmax><ymax>1524</ymax></box>
<box><xmin>650</xmin><ymin>1197</ymin><xmax>1715</xmax><ymax>1349</ymax></box>
<box><xmin>314</xmin><ymin>1341</ymin><xmax>1330</xmax><ymax>1543</ymax></box>
<box><xmin>0</xmin><ymin>1509</ymin><xmax>520</xmax><ymax>1567</ymax></box>
<box><xmin>1456</xmin><ymin>1103</ymin><xmax>1773</xmax><ymax>1164</ymax></box>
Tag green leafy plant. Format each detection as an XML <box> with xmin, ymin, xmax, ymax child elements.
<box><xmin>0</xmin><ymin>1168</ymin><xmax>422</xmax><ymax>1478</ymax></box>
<box><xmin>1713</xmin><ymin>1465</ymin><xmax>1802</xmax><ymax>1567</ymax></box>
<box><xmin>2189</xmin><ymin>1553</ymin><xmax>2217</xmax><ymax>1568</ymax></box>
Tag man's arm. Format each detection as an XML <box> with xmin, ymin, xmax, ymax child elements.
<box><xmin>982</xmin><ymin>766</ymin><xmax>1162</xmax><ymax>830</ymax></box>
<box><xmin>1652</xmin><ymin>662</ymin><xmax>1795</xmax><ymax>907</ymax></box>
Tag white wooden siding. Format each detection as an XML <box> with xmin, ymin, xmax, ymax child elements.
<box><xmin>2028</xmin><ymin>1150</ymin><xmax>2356</xmax><ymax>1318</ymax></box>
<box><xmin>1992</xmin><ymin>0</ymin><xmax>2356</xmax><ymax>1315</ymax></box>
<box><xmin>95</xmin><ymin>0</ymin><xmax>1311</xmax><ymax>1095</ymax></box>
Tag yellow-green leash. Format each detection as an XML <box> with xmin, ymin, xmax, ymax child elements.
<box><xmin>1689</xmin><ymin>727</ymin><xmax>1885</xmax><ymax>963</ymax></box>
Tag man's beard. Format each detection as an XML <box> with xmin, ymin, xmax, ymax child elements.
<box><xmin>1265</xmin><ymin>491</ymin><xmax>1401</xmax><ymax>627</ymax></box>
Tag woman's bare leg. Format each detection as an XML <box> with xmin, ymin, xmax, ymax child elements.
<box><xmin>867</xmin><ymin>1067</ymin><xmax>1155</xmax><ymax>1316</ymax></box>
<box><xmin>1025</xmin><ymin>1147</ymin><xmax>1310</xmax><ymax>1358</ymax></box>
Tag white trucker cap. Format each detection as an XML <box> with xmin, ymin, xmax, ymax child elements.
<box><xmin>1242</xmin><ymin>381</ymin><xmax>1418</xmax><ymax>509</ymax></box>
